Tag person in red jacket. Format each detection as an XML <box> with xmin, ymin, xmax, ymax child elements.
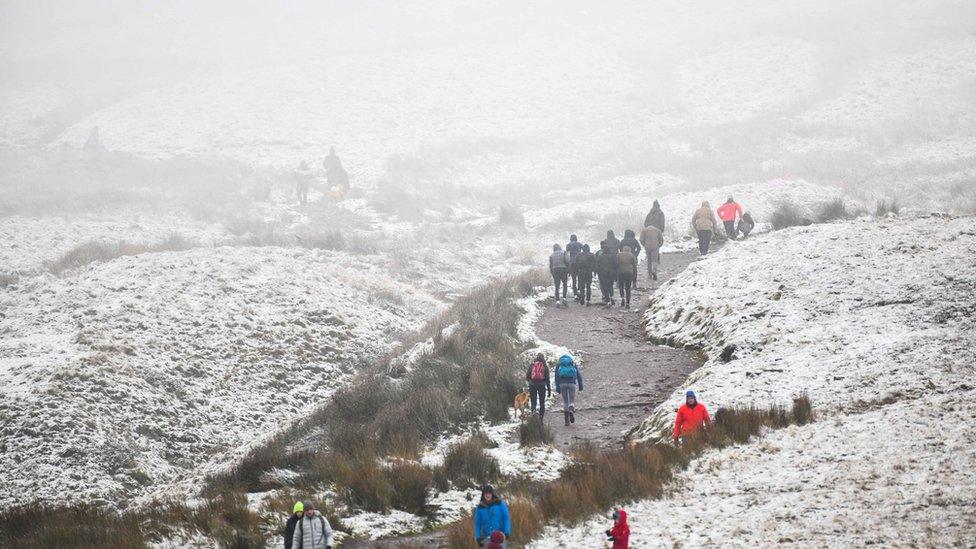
<box><xmin>673</xmin><ymin>390</ymin><xmax>711</xmax><ymax>442</ymax></box>
<box><xmin>605</xmin><ymin>509</ymin><xmax>630</xmax><ymax>548</ymax></box>
<box><xmin>716</xmin><ymin>196</ymin><xmax>743</xmax><ymax>240</ymax></box>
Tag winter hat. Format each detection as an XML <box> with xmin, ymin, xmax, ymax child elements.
<box><xmin>685</xmin><ymin>390</ymin><xmax>696</xmax><ymax>399</ymax></box>
<box><xmin>652</xmin><ymin>199</ymin><xmax>660</xmax><ymax>208</ymax></box>
<box><xmin>293</xmin><ymin>501</ymin><xmax>304</xmax><ymax>514</ymax></box>
<box><xmin>490</xmin><ymin>531</ymin><xmax>505</xmax><ymax>542</ymax></box>
<box><xmin>302</xmin><ymin>500</ymin><xmax>316</xmax><ymax>511</ymax></box>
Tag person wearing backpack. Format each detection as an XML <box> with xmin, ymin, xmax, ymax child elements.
<box><xmin>549</xmin><ymin>244</ymin><xmax>570</xmax><ymax>307</ymax></box>
<box><xmin>617</xmin><ymin>246</ymin><xmax>638</xmax><ymax>309</ymax></box>
<box><xmin>554</xmin><ymin>355</ymin><xmax>584</xmax><ymax>426</ymax></box>
<box><xmin>525</xmin><ymin>353</ymin><xmax>552</xmax><ymax>421</ymax></box>
<box><xmin>566</xmin><ymin>234</ymin><xmax>583</xmax><ymax>297</ymax></box>
<box><xmin>291</xmin><ymin>501</ymin><xmax>333</xmax><ymax>549</ymax></box>
<box><xmin>574</xmin><ymin>243</ymin><xmax>596</xmax><ymax>305</ymax></box>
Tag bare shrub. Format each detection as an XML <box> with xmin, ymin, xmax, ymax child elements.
<box><xmin>875</xmin><ymin>197</ymin><xmax>901</xmax><ymax>216</ymax></box>
<box><xmin>442</xmin><ymin>436</ymin><xmax>501</xmax><ymax>487</ymax></box>
<box><xmin>0</xmin><ymin>504</ymin><xmax>146</xmax><ymax>548</ymax></box>
<box><xmin>519</xmin><ymin>418</ymin><xmax>554</xmax><ymax>447</ymax></box>
<box><xmin>770</xmin><ymin>201</ymin><xmax>813</xmax><ymax>230</ymax></box>
<box><xmin>792</xmin><ymin>393</ymin><xmax>814</xmax><ymax>425</ymax></box>
<box><xmin>816</xmin><ymin>198</ymin><xmax>852</xmax><ymax>222</ymax></box>
<box><xmin>49</xmin><ymin>233</ymin><xmax>195</xmax><ymax>275</ymax></box>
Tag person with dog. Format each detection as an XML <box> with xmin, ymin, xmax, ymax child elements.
<box><xmin>605</xmin><ymin>509</ymin><xmax>630</xmax><ymax>549</ymax></box>
<box><xmin>640</xmin><ymin>221</ymin><xmax>664</xmax><ymax>282</ymax></box>
<box><xmin>555</xmin><ymin>355</ymin><xmax>584</xmax><ymax>426</ymax></box>
<box><xmin>673</xmin><ymin>390</ymin><xmax>711</xmax><ymax>444</ymax></box>
<box><xmin>717</xmin><ymin>196</ymin><xmax>744</xmax><ymax>240</ymax></box>
<box><xmin>549</xmin><ymin>244</ymin><xmax>570</xmax><ymax>307</ymax></box>
<box><xmin>692</xmin><ymin>201</ymin><xmax>719</xmax><ymax>256</ymax></box>
<box><xmin>525</xmin><ymin>353</ymin><xmax>552</xmax><ymax>421</ymax></box>
<box><xmin>644</xmin><ymin>199</ymin><xmax>666</xmax><ymax>233</ymax></box>
<box><xmin>596</xmin><ymin>241</ymin><xmax>618</xmax><ymax>306</ymax></box>
<box><xmin>617</xmin><ymin>245</ymin><xmax>638</xmax><ymax>309</ymax></box>
<box><xmin>574</xmin><ymin>243</ymin><xmax>596</xmax><ymax>305</ymax></box>
<box><xmin>474</xmin><ymin>485</ymin><xmax>511</xmax><ymax>548</ymax></box>
<box><xmin>566</xmin><ymin>234</ymin><xmax>583</xmax><ymax>297</ymax></box>
<box><xmin>291</xmin><ymin>500</ymin><xmax>334</xmax><ymax>549</ymax></box>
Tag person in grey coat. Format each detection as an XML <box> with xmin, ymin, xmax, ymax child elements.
<box><xmin>292</xmin><ymin>501</ymin><xmax>334</xmax><ymax>549</ymax></box>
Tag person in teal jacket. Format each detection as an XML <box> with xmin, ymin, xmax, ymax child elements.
<box><xmin>554</xmin><ymin>354</ymin><xmax>584</xmax><ymax>426</ymax></box>
<box><xmin>473</xmin><ymin>485</ymin><xmax>511</xmax><ymax>547</ymax></box>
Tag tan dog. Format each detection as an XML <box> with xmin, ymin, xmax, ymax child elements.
<box><xmin>514</xmin><ymin>390</ymin><xmax>531</xmax><ymax>420</ymax></box>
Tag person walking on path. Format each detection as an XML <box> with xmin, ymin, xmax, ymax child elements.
<box><xmin>549</xmin><ymin>244</ymin><xmax>570</xmax><ymax>306</ymax></box>
<box><xmin>474</xmin><ymin>485</ymin><xmax>511</xmax><ymax>548</ymax></box>
<box><xmin>574</xmin><ymin>243</ymin><xmax>596</xmax><ymax>305</ymax></box>
<box><xmin>566</xmin><ymin>234</ymin><xmax>583</xmax><ymax>297</ymax></box>
<box><xmin>605</xmin><ymin>509</ymin><xmax>630</xmax><ymax>549</ymax></box>
<box><xmin>692</xmin><ymin>201</ymin><xmax>719</xmax><ymax>256</ymax></box>
<box><xmin>644</xmin><ymin>200</ymin><xmax>666</xmax><ymax>233</ymax></box>
<box><xmin>596</xmin><ymin>241</ymin><xmax>618</xmax><ymax>306</ymax></box>
<box><xmin>617</xmin><ymin>245</ymin><xmax>638</xmax><ymax>309</ymax></box>
<box><xmin>620</xmin><ymin>229</ymin><xmax>641</xmax><ymax>287</ymax></box>
<box><xmin>525</xmin><ymin>353</ymin><xmax>551</xmax><ymax>421</ymax></box>
<box><xmin>640</xmin><ymin>223</ymin><xmax>664</xmax><ymax>281</ymax></box>
<box><xmin>554</xmin><ymin>355</ymin><xmax>584</xmax><ymax>426</ymax></box>
<box><xmin>717</xmin><ymin>196</ymin><xmax>744</xmax><ymax>240</ymax></box>
<box><xmin>673</xmin><ymin>390</ymin><xmax>711</xmax><ymax>443</ymax></box>
<box><xmin>291</xmin><ymin>501</ymin><xmax>334</xmax><ymax>549</ymax></box>
<box><xmin>294</xmin><ymin>161</ymin><xmax>313</xmax><ymax>205</ymax></box>
<box><xmin>604</xmin><ymin>230</ymin><xmax>621</xmax><ymax>255</ymax></box>
<box><xmin>738</xmin><ymin>212</ymin><xmax>756</xmax><ymax>238</ymax></box>
<box><xmin>284</xmin><ymin>501</ymin><xmax>304</xmax><ymax>549</ymax></box>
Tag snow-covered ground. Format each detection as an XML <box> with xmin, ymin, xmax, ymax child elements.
<box><xmin>532</xmin><ymin>215</ymin><xmax>976</xmax><ymax>547</ymax></box>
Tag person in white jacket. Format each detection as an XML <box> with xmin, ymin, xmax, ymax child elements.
<box><xmin>292</xmin><ymin>501</ymin><xmax>334</xmax><ymax>549</ymax></box>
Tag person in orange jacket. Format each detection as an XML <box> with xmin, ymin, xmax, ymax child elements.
<box><xmin>673</xmin><ymin>390</ymin><xmax>711</xmax><ymax>442</ymax></box>
<box><xmin>605</xmin><ymin>509</ymin><xmax>630</xmax><ymax>548</ymax></box>
<box><xmin>716</xmin><ymin>196</ymin><xmax>743</xmax><ymax>240</ymax></box>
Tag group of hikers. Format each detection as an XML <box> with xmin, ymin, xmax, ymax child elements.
<box><xmin>294</xmin><ymin>147</ymin><xmax>350</xmax><ymax>205</ymax></box>
<box><xmin>549</xmin><ymin>196</ymin><xmax>755</xmax><ymax>306</ymax></box>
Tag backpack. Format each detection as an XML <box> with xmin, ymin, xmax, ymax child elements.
<box><xmin>558</xmin><ymin>363</ymin><xmax>576</xmax><ymax>380</ymax></box>
<box><xmin>296</xmin><ymin>515</ymin><xmax>328</xmax><ymax>549</ymax></box>
<box><xmin>530</xmin><ymin>360</ymin><xmax>546</xmax><ymax>382</ymax></box>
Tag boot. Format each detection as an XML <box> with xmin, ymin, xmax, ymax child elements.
<box><xmin>626</xmin><ymin>301</ymin><xmax>631</xmax><ymax>309</ymax></box>
<box><xmin>564</xmin><ymin>412</ymin><xmax>570</xmax><ymax>426</ymax></box>
<box><xmin>569</xmin><ymin>410</ymin><xmax>575</xmax><ymax>423</ymax></box>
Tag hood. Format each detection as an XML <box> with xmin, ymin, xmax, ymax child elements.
<box><xmin>616</xmin><ymin>509</ymin><xmax>628</xmax><ymax>526</ymax></box>
<box><xmin>651</xmin><ymin>200</ymin><xmax>660</xmax><ymax>210</ymax></box>
<box><xmin>624</xmin><ymin>229</ymin><xmax>635</xmax><ymax>238</ymax></box>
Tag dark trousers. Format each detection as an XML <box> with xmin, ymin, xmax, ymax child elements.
<box><xmin>697</xmin><ymin>230</ymin><xmax>712</xmax><ymax>255</ymax></box>
<box><xmin>723</xmin><ymin>220</ymin><xmax>737</xmax><ymax>239</ymax></box>
<box><xmin>599</xmin><ymin>275</ymin><xmax>615</xmax><ymax>303</ymax></box>
<box><xmin>529</xmin><ymin>382</ymin><xmax>547</xmax><ymax>419</ymax></box>
<box><xmin>577</xmin><ymin>273</ymin><xmax>592</xmax><ymax>302</ymax></box>
<box><xmin>552</xmin><ymin>269</ymin><xmax>568</xmax><ymax>299</ymax></box>
<box><xmin>569</xmin><ymin>267</ymin><xmax>579</xmax><ymax>296</ymax></box>
<box><xmin>618</xmin><ymin>274</ymin><xmax>633</xmax><ymax>303</ymax></box>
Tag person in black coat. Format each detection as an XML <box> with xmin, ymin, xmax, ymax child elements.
<box><xmin>284</xmin><ymin>501</ymin><xmax>304</xmax><ymax>549</ymax></box>
<box><xmin>596</xmin><ymin>240</ymin><xmax>619</xmax><ymax>306</ymax></box>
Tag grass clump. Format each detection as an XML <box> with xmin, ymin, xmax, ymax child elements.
<box><xmin>816</xmin><ymin>197</ymin><xmax>853</xmax><ymax>222</ymax></box>
<box><xmin>875</xmin><ymin>197</ymin><xmax>901</xmax><ymax>216</ymax></box>
<box><xmin>518</xmin><ymin>418</ymin><xmax>554</xmax><ymax>447</ymax></box>
<box><xmin>50</xmin><ymin>233</ymin><xmax>194</xmax><ymax>275</ymax></box>
<box><xmin>442</xmin><ymin>435</ymin><xmax>501</xmax><ymax>487</ymax></box>
<box><xmin>770</xmin><ymin>200</ymin><xmax>813</xmax><ymax>230</ymax></box>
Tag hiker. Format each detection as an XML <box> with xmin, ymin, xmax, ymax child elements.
<box><xmin>640</xmin><ymin>222</ymin><xmax>664</xmax><ymax>282</ymax></box>
<box><xmin>294</xmin><ymin>161</ymin><xmax>313</xmax><ymax>205</ymax></box>
<box><xmin>716</xmin><ymin>196</ymin><xmax>744</xmax><ymax>240</ymax></box>
<box><xmin>596</xmin><ymin>241</ymin><xmax>618</xmax><ymax>306</ymax></box>
<box><xmin>284</xmin><ymin>501</ymin><xmax>305</xmax><ymax>549</ymax></box>
<box><xmin>474</xmin><ymin>485</ymin><xmax>511</xmax><ymax>548</ymax></box>
<box><xmin>322</xmin><ymin>146</ymin><xmax>343</xmax><ymax>173</ymax></box>
<box><xmin>604</xmin><ymin>230</ymin><xmax>621</xmax><ymax>255</ymax></box>
<box><xmin>83</xmin><ymin>126</ymin><xmax>103</xmax><ymax>150</ymax></box>
<box><xmin>617</xmin><ymin>246</ymin><xmax>638</xmax><ymax>309</ymax></box>
<box><xmin>323</xmin><ymin>147</ymin><xmax>350</xmax><ymax>198</ymax></box>
<box><xmin>620</xmin><ymin>229</ymin><xmax>641</xmax><ymax>287</ymax></box>
<box><xmin>566</xmin><ymin>234</ymin><xmax>583</xmax><ymax>297</ymax></box>
<box><xmin>673</xmin><ymin>390</ymin><xmax>711</xmax><ymax>443</ymax></box>
<box><xmin>554</xmin><ymin>355</ymin><xmax>583</xmax><ymax>426</ymax></box>
<box><xmin>291</xmin><ymin>500</ymin><xmax>334</xmax><ymax>549</ymax></box>
<box><xmin>526</xmin><ymin>353</ymin><xmax>552</xmax><ymax>421</ymax></box>
<box><xmin>574</xmin><ymin>243</ymin><xmax>596</xmax><ymax>305</ymax></box>
<box><xmin>605</xmin><ymin>509</ymin><xmax>630</xmax><ymax>549</ymax></box>
<box><xmin>486</xmin><ymin>531</ymin><xmax>507</xmax><ymax>549</ymax></box>
<box><xmin>644</xmin><ymin>199</ymin><xmax>666</xmax><ymax>232</ymax></box>
<box><xmin>738</xmin><ymin>212</ymin><xmax>756</xmax><ymax>238</ymax></box>
<box><xmin>549</xmin><ymin>244</ymin><xmax>570</xmax><ymax>306</ymax></box>
<box><xmin>692</xmin><ymin>201</ymin><xmax>719</xmax><ymax>256</ymax></box>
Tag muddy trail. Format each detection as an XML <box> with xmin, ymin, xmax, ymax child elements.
<box><xmin>534</xmin><ymin>250</ymin><xmax>702</xmax><ymax>450</ymax></box>
<box><xmin>348</xmin><ymin>250</ymin><xmax>703</xmax><ymax>548</ymax></box>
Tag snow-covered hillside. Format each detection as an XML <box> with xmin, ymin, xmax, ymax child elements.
<box><xmin>532</xmin><ymin>215</ymin><xmax>976</xmax><ymax>546</ymax></box>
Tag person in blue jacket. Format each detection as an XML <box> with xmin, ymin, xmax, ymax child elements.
<box><xmin>554</xmin><ymin>354</ymin><xmax>584</xmax><ymax>426</ymax></box>
<box><xmin>474</xmin><ymin>484</ymin><xmax>511</xmax><ymax>547</ymax></box>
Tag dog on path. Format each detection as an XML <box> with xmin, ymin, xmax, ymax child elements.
<box><xmin>514</xmin><ymin>390</ymin><xmax>530</xmax><ymax>420</ymax></box>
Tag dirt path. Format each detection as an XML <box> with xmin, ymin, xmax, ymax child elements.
<box><xmin>350</xmin><ymin>251</ymin><xmax>703</xmax><ymax>548</ymax></box>
<box><xmin>534</xmin><ymin>251</ymin><xmax>701</xmax><ymax>449</ymax></box>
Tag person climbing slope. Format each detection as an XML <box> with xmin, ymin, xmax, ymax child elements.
<box><xmin>673</xmin><ymin>390</ymin><xmax>711</xmax><ymax>443</ymax></box>
<box><xmin>717</xmin><ymin>196</ymin><xmax>744</xmax><ymax>240</ymax></box>
<box><xmin>525</xmin><ymin>353</ymin><xmax>551</xmax><ymax>421</ymax></box>
<box><xmin>574</xmin><ymin>243</ymin><xmax>596</xmax><ymax>305</ymax></box>
<box><xmin>596</xmin><ymin>241</ymin><xmax>618</xmax><ymax>306</ymax></box>
<box><xmin>640</xmin><ymin>222</ymin><xmax>664</xmax><ymax>281</ymax></box>
<box><xmin>617</xmin><ymin>245</ymin><xmax>638</xmax><ymax>309</ymax></box>
<box><xmin>549</xmin><ymin>244</ymin><xmax>570</xmax><ymax>307</ymax></box>
<box><xmin>554</xmin><ymin>355</ymin><xmax>583</xmax><ymax>426</ymax></box>
<box><xmin>619</xmin><ymin>229</ymin><xmax>641</xmax><ymax>287</ymax></box>
<box><xmin>605</xmin><ymin>509</ymin><xmax>630</xmax><ymax>549</ymax></box>
<box><xmin>566</xmin><ymin>234</ymin><xmax>583</xmax><ymax>297</ymax></box>
<box><xmin>474</xmin><ymin>485</ymin><xmax>511</xmax><ymax>547</ymax></box>
<box><xmin>644</xmin><ymin>200</ymin><xmax>665</xmax><ymax>233</ymax></box>
<box><xmin>692</xmin><ymin>201</ymin><xmax>719</xmax><ymax>256</ymax></box>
